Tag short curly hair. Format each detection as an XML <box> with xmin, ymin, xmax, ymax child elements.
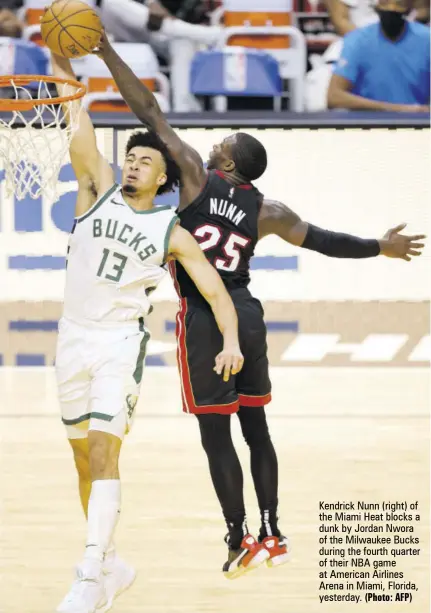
<box><xmin>125</xmin><ymin>130</ymin><xmax>181</xmax><ymax>195</ymax></box>
<box><xmin>231</xmin><ymin>132</ymin><xmax>267</xmax><ymax>182</ymax></box>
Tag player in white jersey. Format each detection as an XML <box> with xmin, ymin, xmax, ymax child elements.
<box><xmin>51</xmin><ymin>52</ymin><xmax>244</xmax><ymax>613</ymax></box>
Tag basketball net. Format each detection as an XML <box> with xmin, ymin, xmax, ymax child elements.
<box><xmin>0</xmin><ymin>76</ymin><xmax>86</xmax><ymax>201</ymax></box>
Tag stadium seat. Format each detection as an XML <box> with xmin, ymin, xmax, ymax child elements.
<box><xmin>213</xmin><ymin>2</ymin><xmax>306</xmax><ymax>110</ymax></box>
<box><xmin>79</xmin><ymin>43</ymin><xmax>170</xmax><ymax>113</ymax></box>
<box><xmin>214</xmin><ymin>0</ymin><xmax>295</xmax><ymax>46</ymax></box>
<box><xmin>22</xmin><ymin>0</ymin><xmax>45</xmax><ymax>45</ymax></box>
<box><xmin>190</xmin><ymin>48</ymin><xmax>283</xmax><ymax>111</ymax></box>
<box><xmin>216</xmin><ymin>30</ymin><xmax>306</xmax><ymax>111</ymax></box>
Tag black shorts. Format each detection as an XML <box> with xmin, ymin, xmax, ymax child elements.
<box><xmin>174</xmin><ymin>288</ymin><xmax>271</xmax><ymax>415</ymax></box>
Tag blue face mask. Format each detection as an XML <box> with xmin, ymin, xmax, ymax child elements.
<box><xmin>376</xmin><ymin>9</ymin><xmax>408</xmax><ymax>38</ymax></box>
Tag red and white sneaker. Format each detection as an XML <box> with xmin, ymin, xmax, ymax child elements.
<box><xmin>260</xmin><ymin>535</ymin><xmax>291</xmax><ymax>567</ymax></box>
<box><xmin>223</xmin><ymin>534</ymin><xmax>270</xmax><ymax>579</ymax></box>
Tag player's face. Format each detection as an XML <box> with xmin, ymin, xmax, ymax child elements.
<box><xmin>207</xmin><ymin>135</ymin><xmax>236</xmax><ymax>171</ymax></box>
<box><xmin>122</xmin><ymin>146</ymin><xmax>167</xmax><ymax>195</ymax></box>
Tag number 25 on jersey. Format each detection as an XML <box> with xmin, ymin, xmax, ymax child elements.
<box><xmin>194</xmin><ymin>224</ymin><xmax>250</xmax><ymax>272</ymax></box>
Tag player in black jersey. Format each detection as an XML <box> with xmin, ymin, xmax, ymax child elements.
<box><xmin>99</xmin><ymin>35</ymin><xmax>426</xmax><ymax>579</ymax></box>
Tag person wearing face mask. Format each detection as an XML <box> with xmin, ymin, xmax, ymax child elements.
<box><xmin>377</xmin><ymin>1</ymin><xmax>410</xmax><ymax>37</ymax></box>
<box><xmin>327</xmin><ymin>0</ymin><xmax>430</xmax><ymax>112</ymax></box>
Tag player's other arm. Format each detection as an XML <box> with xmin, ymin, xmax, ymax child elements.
<box><xmin>96</xmin><ymin>35</ymin><xmax>206</xmax><ymax>193</ymax></box>
<box><xmin>168</xmin><ymin>224</ymin><xmax>243</xmax><ymax>381</ymax></box>
<box><xmin>258</xmin><ymin>200</ymin><xmax>426</xmax><ymax>261</ymax></box>
<box><xmin>50</xmin><ymin>53</ymin><xmax>114</xmax><ymax>214</ymax></box>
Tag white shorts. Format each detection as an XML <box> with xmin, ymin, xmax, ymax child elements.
<box><xmin>55</xmin><ymin>317</ymin><xmax>150</xmax><ymax>440</ymax></box>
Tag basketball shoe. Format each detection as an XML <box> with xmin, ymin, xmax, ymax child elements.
<box><xmin>57</xmin><ymin>563</ymin><xmax>106</xmax><ymax>613</ymax></box>
<box><xmin>223</xmin><ymin>534</ymin><xmax>270</xmax><ymax>579</ymax></box>
<box><xmin>260</xmin><ymin>535</ymin><xmax>291</xmax><ymax>567</ymax></box>
<box><xmin>97</xmin><ymin>556</ymin><xmax>136</xmax><ymax>613</ymax></box>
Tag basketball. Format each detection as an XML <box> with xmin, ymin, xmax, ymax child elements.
<box><xmin>41</xmin><ymin>0</ymin><xmax>102</xmax><ymax>59</ymax></box>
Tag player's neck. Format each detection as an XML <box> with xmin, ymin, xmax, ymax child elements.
<box><xmin>121</xmin><ymin>190</ymin><xmax>155</xmax><ymax>212</ymax></box>
<box><xmin>220</xmin><ymin>170</ymin><xmax>250</xmax><ymax>186</ymax></box>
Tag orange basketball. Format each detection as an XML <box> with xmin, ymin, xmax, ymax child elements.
<box><xmin>41</xmin><ymin>0</ymin><xmax>102</xmax><ymax>59</ymax></box>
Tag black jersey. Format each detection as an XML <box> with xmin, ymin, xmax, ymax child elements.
<box><xmin>172</xmin><ymin>170</ymin><xmax>263</xmax><ymax>301</ymax></box>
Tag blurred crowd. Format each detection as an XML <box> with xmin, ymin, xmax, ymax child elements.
<box><xmin>0</xmin><ymin>0</ymin><xmax>429</xmax><ymax>112</ymax></box>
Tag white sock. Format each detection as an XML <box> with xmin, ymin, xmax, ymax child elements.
<box><xmin>104</xmin><ymin>542</ymin><xmax>117</xmax><ymax>570</ymax></box>
<box><xmin>82</xmin><ymin>480</ymin><xmax>121</xmax><ymax>576</ymax></box>
<box><xmin>161</xmin><ymin>18</ymin><xmax>221</xmax><ymax>45</ymax></box>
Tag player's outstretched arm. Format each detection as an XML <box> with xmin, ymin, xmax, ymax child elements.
<box><xmin>168</xmin><ymin>224</ymin><xmax>244</xmax><ymax>381</ymax></box>
<box><xmin>95</xmin><ymin>34</ymin><xmax>206</xmax><ymax>195</ymax></box>
<box><xmin>258</xmin><ymin>200</ymin><xmax>426</xmax><ymax>261</ymax></box>
<box><xmin>51</xmin><ymin>53</ymin><xmax>114</xmax><ymax>213</ymax></box>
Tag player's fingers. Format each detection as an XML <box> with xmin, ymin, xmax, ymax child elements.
<box><xmin>391</xmin><ymin>223</ymin><xmax>407</xmax><ymax>234</ymax></box>
<box><xmin>402</xmin><ymin>255</ymin><xmax>411</xmax><ymax>261</ymax></box>
<box><xmin>232</xmin><ymin>355</ymin><xmax>244</xmax><ymax>374</ymax></box>
<box><xmin>214</xmin><ymin>354</ymin><xmax>224</xmax><ymax>375</ymax></box>
<box><xmin>407</xmin><ymin>234</ymin><xmax>426</xmax><ymax>241</ymax></box>
<box><xmin>408</xmin><ymin>250</ymin><xmax>422</xmax><ymax>256</ymax></box>
<box><xmin>231</xmin><ymin>356</ymin><xmax>244</xmax><ymax>374</ymax></box>
<box><xmin>223</xmin><ymin>358</ymin><xmax>233</xmax><ymax>382</ymax></box>
<box><xmin>409</xmin><ymin>242</ymin><xmax>424</xmax><ymax>249</ymax></box>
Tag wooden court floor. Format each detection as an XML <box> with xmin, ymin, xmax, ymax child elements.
<box><xmin>0</xmin><ymin>367</ymin><xmax>429</xmax><ymax>613</ymax></box>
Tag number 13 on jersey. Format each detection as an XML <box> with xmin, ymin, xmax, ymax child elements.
<box><xmin>194</xmin><ymin>224</ymin><xmax>250</xmax><ymax>272</ymax></box>
<box><xmin>97</xmin><ymin>248</ymin><xmax>128</xmax><ymax>282</ymax></box>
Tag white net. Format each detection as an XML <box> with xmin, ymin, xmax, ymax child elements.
<box><xmin>0</xmin><ymin>77</ymin><xmax>84</xmax><ymax>200</ymax></box>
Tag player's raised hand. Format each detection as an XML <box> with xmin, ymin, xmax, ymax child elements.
<box><xmin>379</xmin><ymin>224</ymin><xmax>426</xmax><ymax>261</ymax></box>
<box><xmin>92</xmin><ymin>30</ymin><xmax>110</xmax><ymax>58</ymax></box>
<box><xmin>214</xmin><ymin>346</ymin><xmax>244</xmax><ymax>382</ymax></box>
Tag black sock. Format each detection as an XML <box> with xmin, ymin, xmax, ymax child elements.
<box><xmin>238</xmin><ymin>406</ymin><xmax>280</xmax><ymax>540</ymax></box>
<box><xmin>196</xmin><ymin>413</ymin><xmax>247</xmax><ymax>549</ymax></box>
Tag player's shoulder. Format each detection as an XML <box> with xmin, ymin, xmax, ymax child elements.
<box><xmin>100</xmin><ymin>183</ymin><xmax>120</xmax><ymax>201</ymax></box>
<box><xmin>150</xmin><ymin>205</ymin><xmax>178</xmax><ymax>223</ymax></box>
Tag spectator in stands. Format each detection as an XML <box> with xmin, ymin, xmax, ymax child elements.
<box><xmin>0</xmin><ymin>8</ymin><xmax>23</xmax><ymax>37</ymax></box>
<box><xmin>327</xmin><ymin>0</ymin><xmax>430</xmax><ymax>112</ymax></box>
<box><xmin>159</xmin><ymin>1</ymin><xmax>222</xmax><ymax>25</ymax></box>
<box><xmin>326</xmin><ymin>0</ymin><xmax>378</xmax><ymax>35</ymax></box>
<box><xmin>326</xmin><ymin>0</ymin><xmax>428</xmax><ymax>36</ymax></box>
<box><xmin>305</xmin><ymin>0</ymin><xmax>379</xmax><ymax>111</ymax></box>
<box><xmin>100</xmin><ymin>0</ymin><xmax>220</xmax><ymax>46</ymax></box>
<box><xmin>303</xmin><ymin>0</ymin><xmax>430</xmax><ymax>111</ymax></box>
<box><xmin>99</xmin><ymin>0</ymin><xmax>222</xmax><ymax>111</ymax></box>
<box><xmin>315</xmin><ymin>0</ymin><xmax>429</xmax><ymax>77</ymax></box>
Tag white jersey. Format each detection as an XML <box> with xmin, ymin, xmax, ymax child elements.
<box><xmin>63</xmin><ymin>184</ymin><xmax>178</xmax><ymax>324</ymax></box>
